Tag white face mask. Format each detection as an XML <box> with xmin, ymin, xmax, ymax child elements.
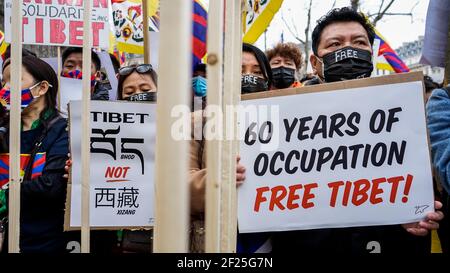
<box><xmin>315</xmin><ymin>55</ymin><xmax>325</xmax><ymax>80</ymax></box>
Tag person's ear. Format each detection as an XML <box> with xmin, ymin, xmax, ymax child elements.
<box><xmin>36</xmin><ymin>81</ymin><xmax>50</xmax><ymax>96</ymax></box>
<box><xmin>310</xmin><ymin>54</ymin><xmax>324</xmax><ymax>80</ymax></box>
<box><xmin>310</xmin><ymin>54</ymin><xmax>318</xmax><ymax>75</ymax></box>
<box><xmin>95</xmin><ymin>71</ymin><xmax>102</xmax><ymax>81</ymax></box>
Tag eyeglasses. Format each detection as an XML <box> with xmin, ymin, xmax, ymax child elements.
<box><xmin>118</xmin><ymin>64</ymin><xmax>153</xmax><ymax>77</ymax></box>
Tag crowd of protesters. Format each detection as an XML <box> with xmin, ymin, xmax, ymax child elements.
<box><xmin>0</xmin><ymin>6</ymin><xmax>448</xmax><ymax>254</ymax></box>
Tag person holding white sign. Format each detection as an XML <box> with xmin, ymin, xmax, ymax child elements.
<box><xmin>190</xmin><ymin>43</ymin><xmax>273</xmax><ymax>253</ymax></box>
<box><xmin>271</xmin><ymin>7</ymin><xmax>443</xmax><ymax>255</ymax></box>
<box><xmin>0</xmin><ymin>55</ymin><xmax>69</xmax><ymax>253</ymax></box>
<box><xmin>61</xmin><ymin>47</ymin><xmax>110</xmax><ymax>101</ymax></box>
<box><xmin>116</xmin><ymin>64</ymin><xmax>158</xmax><ymax>102</ymax></box>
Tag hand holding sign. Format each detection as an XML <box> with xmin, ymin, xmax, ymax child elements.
<box><xmin>236</xmin><ymin>155</ymin><xmax>246</xmax><ymax>186</ymax></box>
<box><xmin>402</xmin><ymin>201</ymin><xmax>444</xmax><ymax>236</ymax></box>
<box><xmin>238</xmin><ymin>74</ymin><xmax>435</xmax><ymax>233</ymax></box>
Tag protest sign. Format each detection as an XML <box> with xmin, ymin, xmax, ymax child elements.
<box><xmin>237</xmin><ymin>72</ymin><xmax>434</xmax><ymax>233</ymax></box>
<box><xmin>4</xmin><ymin>0</ymin><xmax>110</xmax><ymax>48</ymax></box>
<box><xmin>59</xmin><ymin>77</ymin><xmax>82</xmax><ymax>117</ymax></box>
<box><xmin>66</xmin><ymin>100</ymin><xmax>156</xmax><ymax>229</ymax></box>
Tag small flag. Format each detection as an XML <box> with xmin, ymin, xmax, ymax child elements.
<box><xmin>374</xmin><ymin>31</ymin><xmax>410</xmax><ymax>73</ymax></box>
<box><xmin>0</xmin><ymin>153</ymin><xmax>47</xmax><ymax>189</ymax></box>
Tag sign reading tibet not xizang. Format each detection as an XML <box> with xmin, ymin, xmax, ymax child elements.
<box><xmin>67</xmin><ymin>100</ymin><xmax>156</xmax><ymax>229</ymax></box>
<box><xmin>237</xmin><ymin>72</ymin><xmax>435</xmax><ymax>233</ymax></box>
<box><xmin>4</xmin><ymin>0</ymin><xmax>110</xmax><ymax>48</ymax></box>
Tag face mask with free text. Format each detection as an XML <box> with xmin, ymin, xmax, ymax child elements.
<box><xmin>241</xmin><ymin>74</ymin><xmax>269</xmax><ymax>94</ymax></box>
<box><xmin>318</xmin><ymin>46</ymin><xmax>373</xmax><ymax>83</ymax></box>
<box><xmin>125</xmin><ymin>91</ymin><xmax>157</xmax><ymax>102</ymax></box>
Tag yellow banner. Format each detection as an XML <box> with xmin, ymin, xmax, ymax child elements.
<box><xmin>243</xmin><ymin>0</ymin><xmax>284</xmax><ymax>44</ymax></box>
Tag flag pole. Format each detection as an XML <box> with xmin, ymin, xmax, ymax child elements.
<box><xmin>153</xmin><ymin>0</ymin><xmax>191</xmax><ymax>252</ymax></box>
<box><xmin>8</xmin><ymin>0</ymin><xmax>23</xmax><ymax>253</ymax></box>
<box><xmin>81</xmin><ymin>0</ymin><xmax>93</xmax><ymax>253</ymax></box>
<box><xmin>221</xmin><ymin>0</ymin><xmax>242</xmax><ymax>253</ymax></box>
<box><xmin>143</xmin><ymin>0</ymin><xmax>151</xmax><ymax>64</ymax></box>
<box><xmin>205</xmin><ymin>0</ymin><xmax>224</xmax><ymax>253</ymax></box>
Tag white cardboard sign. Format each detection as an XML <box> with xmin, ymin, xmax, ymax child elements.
<box><xmin>238</xmin><ymin>78</ymin><xmax>434</xmax><ymax>233</ymax></box>
<box><xmin>68</xmin><ymin>100</ymin><xmax>156</xmax><ymax>228</ymax></box>
<box><xmin>4</xmin><ymin>0</ymin><xmax>110</xmax><ymax>48</ymax></box>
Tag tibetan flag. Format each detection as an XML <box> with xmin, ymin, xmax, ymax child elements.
<box><xmin>243</xmin><ymin>0</ymin><xmax>284</xmax><ymax>44</ymax></box>
<box><xmin>192</xmin><ymin>0</ymin><xmax>208</xmax><ymax>69</ymax></box>
<box><xmin>374</xmin><ymin>31</ymin><xmax>410</xmax><ymax>73</ymax></box>
<box><xmin>0</xmin><ymin>153</ymin><xmax>46</xmax><ymax>189</ymax></box>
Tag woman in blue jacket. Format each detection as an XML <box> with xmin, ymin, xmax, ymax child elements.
<box><xmin>0</xmin><ymin>55</ymin><xmax>69</xmax><ymax>253</ymax></box>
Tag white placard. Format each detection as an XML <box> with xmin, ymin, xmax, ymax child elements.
<box><xmin>68</xmin><ymin>100</ymin><xmax>156</xmax><ymax>228</ymax></box>
<box><xmin>4</xmin><ymin>0</ymin><xmax>110</xmax><ymax>48</ymax></box>
<box><xmin>238</xmin><ymin>79</ymin><xmax>434</xmax><ymax>233</ymax></box>
<box><xmin>59</xmin><ymin>77</ymin><xmax>82</xmax><ymax>117</ymax></box>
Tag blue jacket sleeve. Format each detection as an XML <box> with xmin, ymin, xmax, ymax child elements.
<box><xmin>427</xmin><ymin>88</ymin><xmax>450</xmax><ymax>194</ymax></box>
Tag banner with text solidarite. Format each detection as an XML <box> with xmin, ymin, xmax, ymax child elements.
<box><xmin>4</xmin><ymin>0</ymin><xmax>110</xmax><ymax>48</ymax></box>
<box><xmin>237</xmin><ymin>72</ymin><xmax>434</xmax><ymax>233</ymax></box>
<box><xmin>67</xmin><ymin>100</ymin><xmax>156</xmax><ymax>229</ymax></box>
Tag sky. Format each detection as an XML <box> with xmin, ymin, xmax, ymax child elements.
<box><xmin>255</xmin><ymin>0</ymin><xmax>430</xmax><ymax>52</ymax></box>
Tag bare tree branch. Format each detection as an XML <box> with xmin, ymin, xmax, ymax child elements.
<box><xmin>281</xmin><ymin>11</ymin><xmax>305</xmax><ymax>44</ymax></box>
<box><xmin>331</xmin><ymin>0</ymin><xmax>337</xmax><ymax>9</ymax></box>
<box><xmin>351</xmin><ymin>0</ymin><xmax>360</xmax><ymax>11</ymax></box>
<box><xmin>372</xmin><ymin>0</ymin><xmax>395</xmax><ymax>26</ymax></box>
<box><xmin>303</xmin><ymin>0</ymin><xmax>313</xmax><ymax>70</ymax></box>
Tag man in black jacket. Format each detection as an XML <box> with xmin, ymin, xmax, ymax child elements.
<box><xmin>272</xmin><ymin>7</ymin><xmax>443</xmax><ymax>254</ymax></box>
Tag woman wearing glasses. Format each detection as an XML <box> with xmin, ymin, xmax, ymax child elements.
<box><xmin>0</xmin><ymin>55</ymin><xmax>69</xmax><ymax>253</ymax></box>
<box><xmin>117</xmin><ymin>64</ymin><xmax>158</xmax><ymax>102</ymax></box>
<box><xmin>116</xmin><ymin>63</ymin><xmax>157</xmax><ymax>253</ymax></box>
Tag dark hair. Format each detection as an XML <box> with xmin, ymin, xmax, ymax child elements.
<box><xmin>311</xmin><ymin>7</ymin><xmax>375</xmax><ymax>56</ymax></box>
<box><xmin>266</xmin><ymin>42</ymin><xmax>303</xmax><ymax>71</ymax></box>
<box><xmin>194</xmin><ymin>63</ymin><xmax>206</xmax><ymax>73</ymax></box>
<box><xmin>424</xmin><ymin>75</ymin><xmax>440</xmax><ymax>93</ymax></box>
<box><xmin>62</xmin><ymin>47</ymin><xmax>101</xmax><ymax>71</ymax></box>
<box><xmin>2</xmin><ymin>45</ymin><xmax>37</xmax><ymax>63</ymax></box>
<box><xmin>243</xmin><ymin>43</ymin><xmax>273</xmax><ymax>87</ymax></box>
<box><xmin>116</xmin><ymin>64</ymin><xmax>158</xmax><ymax>100</ymax></box>
<box><xmin>1</xmin><ymin>56</ymin><xmax>60</xmax><ymax>145</ymax></box>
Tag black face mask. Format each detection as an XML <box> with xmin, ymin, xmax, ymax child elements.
<box><xmin>241</xmin><ymin>74</ymin><xmax>269</xmax><ymax>94</ymax></box>
<box><xmin>126</xmin><ymin>91</ymin><xmax>157</xmax><ymax>102</ymax></box>
<box><xmin>272</xmin><ymin>66</ymin><xmax>296</xmax><ymax>89</ymax></box>
<box><xmin>320</xmin><ymin>46</ymin><xmax>373</xmax><ymax>82</ymax></box>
